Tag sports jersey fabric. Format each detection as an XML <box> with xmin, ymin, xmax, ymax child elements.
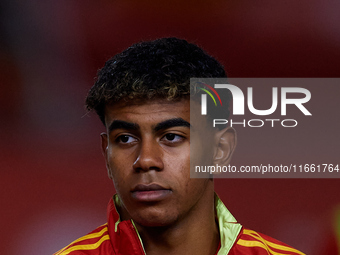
<box><xmin>54</xmin><ymin>194</ymin><xmax>305</xmax><ymax>255</ymax></box>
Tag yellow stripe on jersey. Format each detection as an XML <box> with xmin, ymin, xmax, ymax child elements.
<box><xmin>237</xmin><ymin>239</ymin><xmax>290</xmax><ymax>255</ymax></box>
<box><xmin>56</xmin><ymin>234</ymin><xmax>110</xmax><ymax>255</ymax></box>
<box><xmin>238</xmin><ymin>229</ymin><xmax>305</xmax><ymax>255</ymax></box>
<box><xmin>54</xmin><ymin>224</ymin><xmax>108</xmax><ymax>255</ymax></box>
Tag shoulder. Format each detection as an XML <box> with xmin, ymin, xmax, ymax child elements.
<box><xmin>53</xmin><ymin>223</ymin><xmax>112</xmax><ymax>255</ymax></box>
<box><xmin>229</xmin><ymin>228</ymin><xmax>305</xmax><ymax>255</ymax></box>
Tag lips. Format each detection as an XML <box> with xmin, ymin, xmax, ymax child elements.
<box><xmin>131</xmin><ymin>183</ymin><xmax>172</xmax><ymax>202</ymax></box>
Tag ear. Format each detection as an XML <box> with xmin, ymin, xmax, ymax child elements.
<box><xmin>101</xmin><ymin>133</ymin><xmax>113</xmax><ymax>180</ymax></box>
<box><xmin>213</xmin><ymin>127</ymin><xmax>237</xmax><ymax>166</ymax></box>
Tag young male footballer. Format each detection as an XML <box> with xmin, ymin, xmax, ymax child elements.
<box><xmin>54</xmin><ymin>38</ymin><xmax>305</xmax><ymax>255</ymax></box>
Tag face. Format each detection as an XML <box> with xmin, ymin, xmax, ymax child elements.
<box><xmin>101</xmin><ymin>98</ymin><xmax>218</xmax><ymax>227</ymax></box>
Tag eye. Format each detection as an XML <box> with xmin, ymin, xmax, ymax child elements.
<box><xmin>115</xmin><ymin>135</ymin><xmax>138</xmax><ymax>144</ymax></box>
<box><xmin>162</xmin><ymin>133</ymin><xmax>184</xmax><ymax>143</ymax></box>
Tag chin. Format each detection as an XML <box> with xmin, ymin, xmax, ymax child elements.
<box><xmin>133</xmin><ymin>210</ymin><xmax>177</xmax><ymax>227</ymax></box>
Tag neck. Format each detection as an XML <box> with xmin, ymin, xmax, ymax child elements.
<box><xmin>135</xmin><ymin>191</ymin><xmax>219</xmax><ymax>255</ymax></box>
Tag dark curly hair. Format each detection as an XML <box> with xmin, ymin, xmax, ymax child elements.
<box><xmin>85</xmin><ymin>37</ymin><xmax>227</xmax><ymax>125</ymax></box>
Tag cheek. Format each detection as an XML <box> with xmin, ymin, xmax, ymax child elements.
<box><xmin>108</xmin><ymin>153</ymin><xmax>130</xmax><ymax>192</ymax></box>
<box><xmin>167</xmin><ymin>155</ymin><xmax>204</xmax><ymax>196</ymax></box>
<box><xmin>167</xmin><ymin>151</ymin><xmax>190</xmax><ymax>179</ymax></box>
<box><xmin>186</xmin><ymin>178</ymin><xmax>208</xmax><ymax>195</ymax></box>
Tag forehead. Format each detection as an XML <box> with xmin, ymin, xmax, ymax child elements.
<box><xmin>104</xmin><ymin>98</ymin><xmax>190</xmax><ymax>125</ymax></box>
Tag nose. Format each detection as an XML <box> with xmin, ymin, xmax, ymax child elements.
<box><xmin>133</xmin><ymin>139</ymin><xmax>164</xmax><ymax>172</ymax></box>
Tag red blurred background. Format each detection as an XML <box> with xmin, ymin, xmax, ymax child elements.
<box><xmin>1</xmin><ymin>1</ymin><xmax>340</xmax><ymax>254</ymax></box>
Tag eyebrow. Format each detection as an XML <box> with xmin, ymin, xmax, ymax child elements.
<box><xmin>108</xmin><ymin>120</ymin><xmax>139</xmax><ymax>133</ymax></box>
<box><xmin>108</xmin><ymin>118</ymin><xmax>190</xmax><ymax>133</ymax></box>
<box><xmin>154</xmin><ymin>118</ymin><xmax>191</xmax><ymax>132</ymax></box>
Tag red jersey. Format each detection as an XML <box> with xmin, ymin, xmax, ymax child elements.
<box><xmin>54</xmin><ymin>194</ymin><xmax>305</xmax><ymax>255</ymax></box>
